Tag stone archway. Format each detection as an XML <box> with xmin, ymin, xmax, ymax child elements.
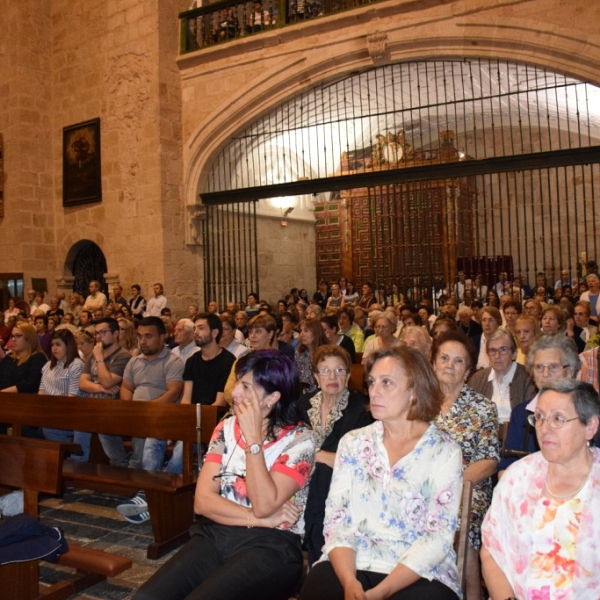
<box><xmin>64</xmin><ymin>240</ymin><xmax>108</xmax><ymax>297</ymax></box>
<box><xmin>180</xmin><ymin>0</ymin><xmax>600</xmax><ymax>205</ymax></box>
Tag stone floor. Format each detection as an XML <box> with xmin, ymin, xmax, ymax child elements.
<box><xmin>39</xmin><ymin>488</ymin><xmax>176</xmax><ymax>599</ymax></box>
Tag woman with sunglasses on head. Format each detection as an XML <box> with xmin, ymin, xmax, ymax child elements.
<box><xmin>482</xmin><ymin>379</ymin><xmax>600</xmax><ymax>599</ymax></box>
<box><xmin>298</xmin><ymin>345</ymin><xmax>373</xmax><ymax>566</ymax></box>
<box><xmin>134</xmin><ymin>350</ymin><xmax>316</xmax><ymax>600</ymax></box>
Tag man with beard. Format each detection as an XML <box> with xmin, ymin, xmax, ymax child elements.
<box><xmin>80</xmin><ymin>318</ymin><xmax>132</xmax><ymax>463</ymax></box>
<box><xmin>181</xmin><ymin>313</ymin><xmax>236</xmax><ymax>407</ymax></box>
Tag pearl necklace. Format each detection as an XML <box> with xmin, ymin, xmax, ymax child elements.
<box><xmin>544</xmin><ymin>456</ymin><xmax>593</xmax><ymax>500</ymax></box>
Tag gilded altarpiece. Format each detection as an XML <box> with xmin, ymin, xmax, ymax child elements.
<box><xmin>315</xmin><ymin>132</ymin><xmax>477</xmax><ymax>291</ymax></box>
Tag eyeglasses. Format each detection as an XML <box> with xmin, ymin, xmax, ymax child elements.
<box><xmin>527</xmin><ymin>413</ymin><xmax>579</xmax><ymax>429</ymax></box>
<box><xmin>487</xmin><ymin>346</ymin><xmax>511</xmax><ymax>356</ymax></box>
<box><xmin>532</xmin><ymin>363</ymin><xmax>568</xmax><ymax>375</ymax></box>
<box><xmin>317</xmin><ymin>367</ymin><xmax>348</xmax><ymax>377</ymax></box>
<box><xmin>94</xmin><ymin>329</ymin><xmax>113</xmax><ymax>337</ymax></box>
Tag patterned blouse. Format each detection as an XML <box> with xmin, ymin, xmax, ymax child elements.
<box><xmin>295</xmin><ymin>349</ymin><xmax>317</xmax><ymax>393</ymax></box>
<box><xmin>435</xmin><ymin>385</ymin><xmax>499</xmax><ymax>550</ymax></box>
<box><xmin>205</xmin><ymin>416</ymin><xmax>316</xmax><ymax>536</ymax></box>
<box><xmin>482</xmin><ymin>449</ymin><xmax>600</xmax><ymax>599</ymax></box>
<box><xmin>322</xmin><ymin>421</ymin><xmax>463</xmax><ymax>598</ymax></box>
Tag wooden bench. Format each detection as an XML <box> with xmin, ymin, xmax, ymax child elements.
<box><xmin>0</xmin><ymin>435</ymin><xmax>132</xmax><ymax>600</ymax></box>
<box><xmin>0</xmin><ymin>393</ymin><xmax>224</xmax><ymax>559</ymax></box>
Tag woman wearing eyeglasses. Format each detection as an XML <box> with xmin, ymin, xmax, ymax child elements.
<box><xmin>134</xmin><ymin>350</ymin><xmax>316</xmax><ymax>600</ymax></box>
<box><xmin>481</xmin><ymin>379</ymin><xmax>600</xmax><ymax>599</ymax></box>
<box><xmin>298</xmin><ymin>345</ymin><xmax>372</xmax><ymax>565</ymax></box>
<box><xmin>498</xmin><ymin>333</ymin><xmax>581</xmax><ymax>476</ymax></box>
<box><xmin>468</xmin><ymin>329</ymin><xmax>536</xmax><ymax>425</ymax></box>
<box><xmin>0</xmin><ymin>322</ymin><xmax>47</xmax><ymax>394</ymax></box>
<box><xmin>431</xmin><ymin>330</ymin><xmax>499</xmax><ymax>599</ymax></box>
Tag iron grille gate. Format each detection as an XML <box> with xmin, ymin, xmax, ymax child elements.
<box><xmin>202</xmin><ymin>201</ymin><xmax>259</xmax><ymax>308</ymax></box>
<box><xmin>201</xmin><ymin>59</ymin><xmax>600</xmax><ymax>297</ymax></box>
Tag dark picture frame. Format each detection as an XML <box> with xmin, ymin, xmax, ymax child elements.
<box><xmin>63</xmin><ymin>118</ymin><xmax>102</xmax><ymax>207</ymax></box>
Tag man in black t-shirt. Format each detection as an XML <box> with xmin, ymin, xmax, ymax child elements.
<box><xmin>181</xmin><ymin>313</ymin><xmax>235</xmax><ymax>406</ymax></box>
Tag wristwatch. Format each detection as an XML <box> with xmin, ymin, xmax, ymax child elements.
<box><xmin>246</xmin><ymin>443</ymin><xmax>262</xmax><ymax>455</ymax></box>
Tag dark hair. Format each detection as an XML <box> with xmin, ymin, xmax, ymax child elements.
<box><xmin>235</xmin><ymin>350</ymin><xmax>300</xmax><ymax>436</ymax></box>
<box><xmin>247</xmin><ymin>292</ymin><xmax>259</xmax><ymax>302</ymax></box>
<box><xmin>95</xmin><ymin>317</ymin><xmax>119</xmax><ymax>333</ymax></box>
<box><xmin>195</xmin><ymin>312</ymin><xmax>223</xmax><ymax>343</ymax></box>
<box><xmin>482</xmin><ymin>305</ymin><xmax>502</xmax><ymax>327</ymax></box>
<box><xmin>431</xmin><ymin>330</ymin><xmax>478</xmax><ymax>373</ymax></box>
<box><xmin>337</xmin><ymin>306</ymin><xmax>355</xmax><ymax>323</ymax></box>
<box><xmin>154</xmin><ymin>283</ymin><xmax>164</xmax><ymax>292</ymax></box>
<box><xmin>297</xmin><ymin>319</ymin><xmax>329</xmax><ymax>353</ymax></box>
<box><xmin>471</xmin><ymin>300</ymin><xmax>484</xmax><ymax>310</ymax></box>
<box><xmin>311</xmin><ymin>344</ymin><xmax>352</xmax><ymax>373</ymax></box>
<box><xmin>503</xmin><ymin>299</ymin><xmax>522</xmax><ymax>314</ymax></box>
<box><xmin>34</xmin><ymin>314</ymin><xmax>49</xmax><ymax>326</ymax></box>
<box><xmin>131</xmin><ymin>284</ymin><xmax>141</xmax><ymax>293</ymax></box>
<box><xmin>160</xmin><ymin>307</ymin><xmax>172</xmax><ymax>316</ymax></box>
<box><xmin>138</xmin><ymin>316</ymin><xmax>166</xmax><ymax>336</ymax></box>
<box><xmin>50</xmin><ymin>328</ymin><xmax>79</xmax><ymax>369</ymax></box>
<box><xmin>321</xmin><ymin>314</ymin><xmax>338</xmax><ymax>331</ymax></box>
<box><xmin>431</xmin><ymin>317</ymin><xmax>457</xmax><ymax>337</ymax></box>
<box><xmin>365</xmin><ymin>345</ymin><xmax>443</xmax><ymax>422</ymax></box>
<box><xmin>80</xmin><ymin>310</ymin><xmax>93</xmax><ymax>321</ymax></box>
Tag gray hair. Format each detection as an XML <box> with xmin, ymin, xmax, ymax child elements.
<box><xmin>539</xmin><ymin>379</ymin><xmax>600</xmax><ymax>426</ymax></box>
<box><xmin>177</xmin><ymin>318</ymin><xmax>194</xmax><ymax>332</ymax></box>
<box><xmin>526</xmin><ymin>333</ymin><xmax>580</xmax><ymax>377</ymax></box>
<box><xmin>486</xmin><ymin>328</ymin><xmax>516</xmax><ymax>353</ymax></box>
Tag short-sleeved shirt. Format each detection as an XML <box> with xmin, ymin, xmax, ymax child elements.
<box><xmin>82</xmin><ymin>347</ymin><xmax>131</xmax><ymax>398</ymax></box>
<box><xmin>182</xmin><ymin>348</ymin><xmax>235</xmax><ymax>405</ymax></box>
<box><xmin>39</xmin><ymin>358</ymin><xmax>84</xmax><ymax>396</ymax></box>
<box><xmin>205</xmin><ymin>416</ymin><xmax>316</xmax><ymax>535</ymax></box>
<box><xmin>122</xmin><ymin>346</ymin><xmax>184</xmax><ymax>401</ymax></box>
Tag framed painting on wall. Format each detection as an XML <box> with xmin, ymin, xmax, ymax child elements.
<box><xmin>63</xmin><ymin>118</ymin><xmax>102</xmax><ymax>207</ymax></box>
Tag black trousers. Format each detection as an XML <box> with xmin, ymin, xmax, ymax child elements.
<box><xmin>134</xmin><ymin>520</ymin><xmax>303</xmax><ymax>600</ymax></box>
<box><xmin>299</xmin><ymin>561</ymin><xmax>460</xmax><ymax>600</ymax></box>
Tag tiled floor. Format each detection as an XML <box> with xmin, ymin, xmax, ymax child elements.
<box><xmin>39</xmin><ymin>489</ymin><xmax>176</xmax><ymax>599</ymax></box>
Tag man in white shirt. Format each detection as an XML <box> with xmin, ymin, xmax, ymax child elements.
<box><xmin>171</xmin><ymin>318</ymin><xmax>200</xmax><ymax>363</ymax></box>
<box><xmin>83</xmin><ymin>280</ymin><xmax>108</xmax><ymax>312</ymax></box>
<box><xmin>580</xmin><ymin>273</ymin><xmax>600</xmax><ymax>326</ymax></box>
<box><xmin>145</xmin><ymin>283</ymin><xmax>168</xmax><ymax>317</ymax></box>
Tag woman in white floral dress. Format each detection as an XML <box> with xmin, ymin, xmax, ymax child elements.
<box><xmin>300</xmin><ymin>345</ymin><xmax>463</xmax><ymax>600</ymax></box>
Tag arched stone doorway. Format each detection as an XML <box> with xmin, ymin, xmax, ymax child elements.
<box><xmin>64</xmin><ymin>240</ymin><xmax>108</xmax><ymax>297</ymax></box>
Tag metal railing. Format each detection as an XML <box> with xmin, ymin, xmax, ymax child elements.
<box><xmin>180</xmin><ymin>0</ymin><xmax>375</xmax><ymax>53</ymax></box>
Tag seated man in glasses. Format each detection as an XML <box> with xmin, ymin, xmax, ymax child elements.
<box><xmin>494</xmin><ymin>334</ymin><xmax>581</xmax><ymax>478</ymax></box>
<box><xmin>468</xmin><ymin>329</ymin><xmax>536</xmax><ymax>425</ymax></box>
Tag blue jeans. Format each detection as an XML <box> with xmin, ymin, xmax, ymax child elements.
<box><xmin>142</xmin><ymin>438</ymin><xmax>184</xmax><ymax>474</ymax></box>
<box><xmin>99</xmin><ymin>434</ymin><xmax>145</xmax><ymax>469</ymax></box>
<box><xmin>43</xmin><ymin>428</ymin><xmax>92</xmax><ymax>462</ymax></box>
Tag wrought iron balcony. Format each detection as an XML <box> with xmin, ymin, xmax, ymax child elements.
<box><xmin>179</xmin><ymin>0</ymin><xmax>372</xmax><ymax>53</ymax></box>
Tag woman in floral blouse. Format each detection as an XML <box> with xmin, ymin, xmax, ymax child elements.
<box><xmin>431</xmin><ymin>330</ymin><xmax>499</xmax><ymax>600</ymax></box>
<box><xmin>300</xmin><ymin>345</ymin><xmax>463</xmax><ymax>600</ymax></box>
<box><xmin>481</xmin><ymin>379</ymin><xmax>600</xmax><ymax>598</ymax></box>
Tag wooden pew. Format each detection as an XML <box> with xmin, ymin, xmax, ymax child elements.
<box><xmin>0</xmin><ymin>393</ymin><xmax>224</xmax><ymax>559</ymax></box>
<box><xmin>0</xmin><ymin>435</ymin><xmax>132</xmax><ymax>600</ymax></box>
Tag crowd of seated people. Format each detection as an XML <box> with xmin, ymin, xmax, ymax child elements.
<box><xmin>1</xmin><ymin>264</ymin><xmax>600</xmax><ymax>597</ymax></box>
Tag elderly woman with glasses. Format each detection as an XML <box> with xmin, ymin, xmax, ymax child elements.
<box><xmin>134</xmin><ymin>350</ymin><xmax>316</xmax><ymax>600</ymax></box>
<box><xmin>482</xmin><ymin>379</ymin><xmax>600</xmax><ymax>598</ymax></box>
<box><xmin>298</xmin><ymin>345</ymin><xmax>372</xmax><ymax>565</ymax></box>
<box><xmin>468</xmin><ymin>329</ymin><xmax>536</xmax><ymax>425</ymax></box>
<box><xmin>361</xmin><ymin>312</ymin><xmax>400</xmax><ymax>364</ymax></box>
<box><xmin>498</xmin><ymin>333</ymin><xmax>581</xmax><ymax>476</ymax></box>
